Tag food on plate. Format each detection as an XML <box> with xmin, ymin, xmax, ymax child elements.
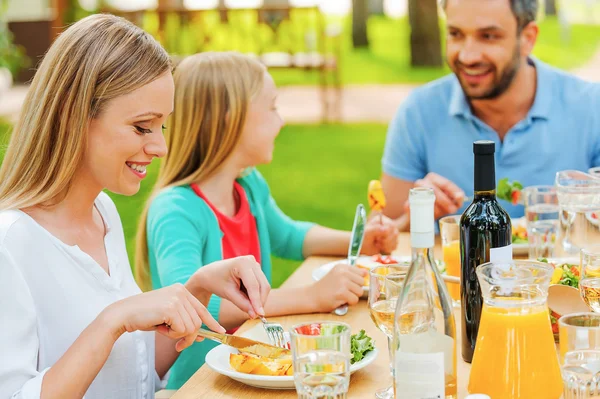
<box><xmin>541</xmin><ymin>259</ymin><xmax>580</xmax><ymax>337</ymax></box>
<box><xmin>229</xmin><ymin>352</ymin><xmax>293</xmax><ymax>376</ymax></box>
<box><xmin>367</xmin><ymin>180</ymin><xmax>386</xmax><ymax>211</ymax></box>
<box><xmin>497</xmin><ymin>178</ymin><xmax>523</xmax><ymax>205</ymax></box>
<box><xmin>356</xmin><ymin>254</ymin><xmax>401</xmax><ymax>286</ymax></box>
<box><xmin>228</xmin><ymin>329</ymin><xmax>375</xmax><ymax>376</ymax></box>
<box><xmin>512</xmin><ymin>222</ymin><xmax>528</xmax><ymax>244</ymax></box>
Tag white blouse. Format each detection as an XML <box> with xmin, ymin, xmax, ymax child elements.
<box><xmin>0</xmin><ymin>193</ymin><xmax>157</xmax><ymax>399</ymax></box>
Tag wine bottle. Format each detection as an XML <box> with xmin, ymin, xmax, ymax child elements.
<box><xmin>460</xmin><ymin>140</ymin><xmax>512</xmax><ymax>363</ymax></box>
<box><xmin>393</xmin><ymin>187</ymin><xmax>457</xmax><ymax>399</ymax></box>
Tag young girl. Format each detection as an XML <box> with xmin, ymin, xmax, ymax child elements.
<box><xmin>136</xmin><ymin>52</ymin><xmax>399</xmax><ymax>388</ymax></box>
<box><xmin>0</xmin><ymin>16</ymin><xmax>269</xmax><ymax>398</ymax></box>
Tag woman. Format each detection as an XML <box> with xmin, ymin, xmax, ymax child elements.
<box><xmin>136</xmin><ymin>52</ymin><xmax>399</xmax><ymax>388</ymax></box>
<box><xmin>0</xmin><ymin>15</ymin><xmax>269</xmax><ymax>398</ymax></box>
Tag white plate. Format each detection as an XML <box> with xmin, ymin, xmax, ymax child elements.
<box><xmin>205</xmin><ymin>343</ymin><xmax>378</xmax><ymax>390</ymax></box>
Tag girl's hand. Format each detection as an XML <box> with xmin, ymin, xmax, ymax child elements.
<box><xmin>361</xmin><ymin>214</ymin><xmax>399</xmax><ymax>255</ymax></box>
<box><xmin>104</xmin><ymin>283</ymin><xmax>225</xmax><ymax>352</ymax></box>
<box><xmin>308</xmin><ymin>263</ymin><xmax>366</xmax><ymax>312</ymax></box>
<box><xmin>188</xmin><ymin>256</ymin><xmax>270</xmax><ymax>319</ymax></box>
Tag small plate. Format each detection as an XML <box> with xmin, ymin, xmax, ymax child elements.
<box><xmin>205</xmin><ymin>343</ymin><xmax>378</xmax><ymax>390</ymax></box>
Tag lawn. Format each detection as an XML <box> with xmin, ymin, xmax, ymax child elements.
<box><xmin>0</xmin><ymin>120</ymin><xmax>387</xmax><ymax>288</ymax></box>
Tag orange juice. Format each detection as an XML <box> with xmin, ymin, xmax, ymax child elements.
<box><xmin>469</xmin><ymin>303</ymin><xmax>563</xmax><ymax>399</ymax></box>
<box><xmin>442</xmin><ymin>240</ymin><xmax>461</xmax><ymax>301</ymax></box>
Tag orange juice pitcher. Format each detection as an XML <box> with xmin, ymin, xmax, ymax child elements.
<box><xmin>468</xmin><ymin>261</ymin><xmax>563</xmax><ymax>399</ymax></box>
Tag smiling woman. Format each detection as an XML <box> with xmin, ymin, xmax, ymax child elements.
<box><xmin>0</xmin><ymin>13</ymin><xmax>271</xmax><ymax>399</ymax></box>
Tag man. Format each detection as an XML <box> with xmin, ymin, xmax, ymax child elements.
<box><xmin>382</xmin><ymin>0</ymin><xmax>600</xmax><ymax>230</ymax></box>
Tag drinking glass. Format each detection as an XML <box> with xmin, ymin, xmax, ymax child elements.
<box><xmin>559</xmin><ymin>313</ymin><xmax>600</xmax><ymax>364</ymax></box>
<box><xmin>582</xmin><ymin>245</ymin><xmax>600</xmax><ymax>278</ymax></box>
<box><xmin>291</xmin><ymin>321</ymin><xmax>351</xmax><ymax>399</ymax></box>
<box><xmin>523</xmin><ymin>185</ymin><xmax>559</xmax><ymax>259</ymax></box>
<box><xmin>439</xmin><ymin>215</ymin><xmax>461</xmax><ymax>306</ymax></box>
<box><xmin>562</xmin><ymin>350</ymin><xmax>600</xmax><ymax>398</ymax></box>
<box><xmin>368</xmin><ymin>265</ymin><xmax>407</xmax><ymax>399</ymax></box>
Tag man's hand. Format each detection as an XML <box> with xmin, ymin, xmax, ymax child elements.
<box><xmin>405</xmin><ymin>173</ymin><xmax>465</xmax><ymax>220</ymax></box>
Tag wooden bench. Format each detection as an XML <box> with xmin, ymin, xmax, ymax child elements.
<box><xmin>103</xmin><ymin>5</ymin><xmax>343</xmax><ymax>122</ymax></box>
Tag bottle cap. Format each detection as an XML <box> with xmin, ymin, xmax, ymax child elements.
<box><xmin>465</xmin><ymin>395</ymin><xmax>491</xmax><ymax>399</ymax></box>
<box><xmin>473</xmin><ymin>140</ymin><xmax>495</xmax><ymax>155</ymax></box>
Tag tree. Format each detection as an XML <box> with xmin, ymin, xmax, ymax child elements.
<box><xmin>408</xmin><ymin>0</ymin><xmax>442</xmax><ymax>67</ymax></box>
<box><xmin>545</xmin><ymin>0</ymin><xmax>557</xmax><ymax>16</ymax></box>
<box><xmin>352</xmin><ymin>0</ymin><xmax>369</xmax><ymax>48</ymax></box>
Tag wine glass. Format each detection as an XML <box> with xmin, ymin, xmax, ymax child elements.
<box><xmin>368</xmin><ymin>264</ymin><xmax>408</xmax><ymax>399</ymax></box>
<box><xmin>580</xmin><ymin>245</ymin><xmax>600</xmax><ymax>312</ymax></box>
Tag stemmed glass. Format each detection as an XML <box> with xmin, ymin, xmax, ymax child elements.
<box><xmin>367</xmin><ymin>265</ymin><xmax>407</xmax><ymax>399</ymax></box>
<box><xmin>579</xmin><ymin>245</ymin><xmax>600</xmax><ymax>313</ymax></box>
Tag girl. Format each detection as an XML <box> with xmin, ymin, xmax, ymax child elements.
<box><xmin>136</xmin><ymin>52</ymin><xmax>399</xmax><ymax>388</ymax></box>
<box><xmin>0</xmin><ymin>16</ymin><xmax>269</xmax><ymax>398</ymax></box>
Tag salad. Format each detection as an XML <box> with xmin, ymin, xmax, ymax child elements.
<box><xmin>296</xmin><ymin>324</ymin><xmax>375</xmax><ymax>365</ymax></box>
<box><xmin>540</xmin><ymin>259</ymin><xmax>580</xmax><ymax>336</ymax></box>
<box><xmin>497</xmin><ymin>178</ymin><xmax>523</xmax><ymax>205</ymax></box>
<box><xmin>512</xmin><ymin>220</ymin><xmax>528</xmax><ymax>245</ymax></box>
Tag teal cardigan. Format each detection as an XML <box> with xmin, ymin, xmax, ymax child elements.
<box><xmin>147</xmin><ymin>169</ymin><xmax>314</xmax><ymax>389</ymax></box>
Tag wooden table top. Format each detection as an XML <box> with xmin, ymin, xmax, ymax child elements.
<box><xmin>172</xmin><ymin>233</ymin><xmax>473</xmax><ymax>399</ymax></box>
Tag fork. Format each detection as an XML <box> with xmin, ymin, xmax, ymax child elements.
<box><xmin>259</xmin><ymin>316</ymin><xmax>287</xmax><ymax>349</ymax></box>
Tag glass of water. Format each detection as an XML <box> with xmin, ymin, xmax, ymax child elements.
<box><xmin>523</xmin><ymin>185</ymin><xmax>559</xmax><ymax>259</ymax></box>
<box><xmin>290</xmin><ymin>321</ymin><xmax>351</xmax><ymax>399</ymax></box>
<box><xmin>562</xmin><ymin>350</ymin><xmax>600</xmax><ymax>398</ymax></box>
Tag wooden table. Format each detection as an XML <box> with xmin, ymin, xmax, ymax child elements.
<box><xmin>173</xmin><ymin>233</ymin><xmax>472</xmax><ymax>398</ymax></box>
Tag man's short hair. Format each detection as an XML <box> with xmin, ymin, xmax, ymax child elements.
<box><xmin>440</xmin><ymin>0</ymin><xmax>538</xmax><ymax>32</ymax></box>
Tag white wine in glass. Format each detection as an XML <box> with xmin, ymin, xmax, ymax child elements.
<box><xmin>580</xmin><ymin>277</ymin><xmax>600</xmax><ymax>313</ymax></box>
<box><xmin>368</xmin><ymin>265</ymin><xmax>407</xmax><ymax>399</ymax></box>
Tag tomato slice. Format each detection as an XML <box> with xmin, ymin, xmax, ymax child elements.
<box><xmin>294</xmin><ymin>323</ymin><xmax>321</xmax><ymax>336</ymax></box>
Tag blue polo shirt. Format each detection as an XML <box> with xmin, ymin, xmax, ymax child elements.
<box><xmin>382</xmin><ymin>58</ymin><xmax>600</xmax><ymax>218</ymax></box>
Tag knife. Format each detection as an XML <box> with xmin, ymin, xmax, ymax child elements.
<box><xmin>197</xmin><ymin>328</ymin><xmax>291</xmax><ymax>358</ymax></box>
<box><xmin>333</xmin><ymin>203</ymin><xmax>367</xmax><ymax>316</ymax></box>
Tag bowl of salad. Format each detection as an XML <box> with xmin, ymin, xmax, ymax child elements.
<box><xmin>543</xmin><ymin>258</ymin><xmax>581</xmax><ymax>341</ymax></box>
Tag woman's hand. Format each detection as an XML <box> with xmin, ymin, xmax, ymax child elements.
<box><xmin>187</xmin><ymin>255</ymin><xmax>270</xmax><ymax>319</ymax></box>
<box><xmin>308</xmin><ymin>263</ymin><xmax>366</xmax><ymax>312</ymax></box>
<box><xmin>103</xmin><ymin>283</ymin><xmax>224</xmax><ymax>352</ymax></box>
<box><xmin>361</xmin><ymin>214</ymin><xmax>399</xmax><ymax>255</ymax></box>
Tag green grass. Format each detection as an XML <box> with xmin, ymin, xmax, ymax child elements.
<box><xmin>0</xmin><ymin>121</ymin><xmax>386</xmax><ymax>288</ymax></box>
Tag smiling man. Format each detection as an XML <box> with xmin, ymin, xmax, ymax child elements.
<box><xmin>381</xmin><ymin>0</ymin><xmax>600</xmax><ymax>230</ymax></box>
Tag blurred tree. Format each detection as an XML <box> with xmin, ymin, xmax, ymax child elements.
<box><xmin>408</xmin><ymin>0</ymin><xmax>442</xmax><ymax>67</ymax></box>
<box><xmin>545</xmin><ymin>0</ymin><xmax>557</xmax><ymax>16</ymax></box>
<box><xmin>369</xmin><ymin>0</ymin><xmax>384</xmax><ymax>15</ymax></box>
<box><xmin>352</xmin><ymin>0</ymin><xmax>370</xmax><ymax>48</ymax></box>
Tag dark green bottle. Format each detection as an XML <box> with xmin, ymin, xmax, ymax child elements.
<box><xmin>460</xmin><ymin>140</ymin><xmax>512</xmax><ymax>363</ymax></box>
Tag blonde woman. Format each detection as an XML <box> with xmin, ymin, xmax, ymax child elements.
<box><xmin>0</xmin><ymin>15</ymin><xmax>270</xmax><ymax>398</ymax></box>
<box><xmin>136</xmin><ymin>52</ymin><xmax>399</xmax><ymax>388</ymax></box>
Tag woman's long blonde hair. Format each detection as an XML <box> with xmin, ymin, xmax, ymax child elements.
<box><xmin>0</xmin><ymin>14</ymin><xmax>171</xmax><ymax>210</ymax></box>
<box><xmin>135</xmin><ymin>52</ymin><xmax>266</xmax><ymax>291</ymax></box>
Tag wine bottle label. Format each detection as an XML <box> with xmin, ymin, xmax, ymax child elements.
<box><xmin>395</xmin><ymin>351</ymin><xmax>444</xmax><ymax>399</ymax></box>
<box><xmin>490</xmin><ymin>244</ymin><xmax>513</xmax><ymax>263</ymax></box>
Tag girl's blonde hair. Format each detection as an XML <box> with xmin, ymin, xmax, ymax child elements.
<box><xmin>135</xmin><ymin>52</ymin><xmax>266</xmax><ymax>291</ymax></box>
<box><xmin>0</xmin><ymin>13</ymin><xmax>171</xmax><ymax>210</ymax></box>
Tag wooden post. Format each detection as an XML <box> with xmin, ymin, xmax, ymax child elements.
<box><xmin>50</xmin><ymin>0</ymin><xmax>68</xmax><ymax>40</ymax></box>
